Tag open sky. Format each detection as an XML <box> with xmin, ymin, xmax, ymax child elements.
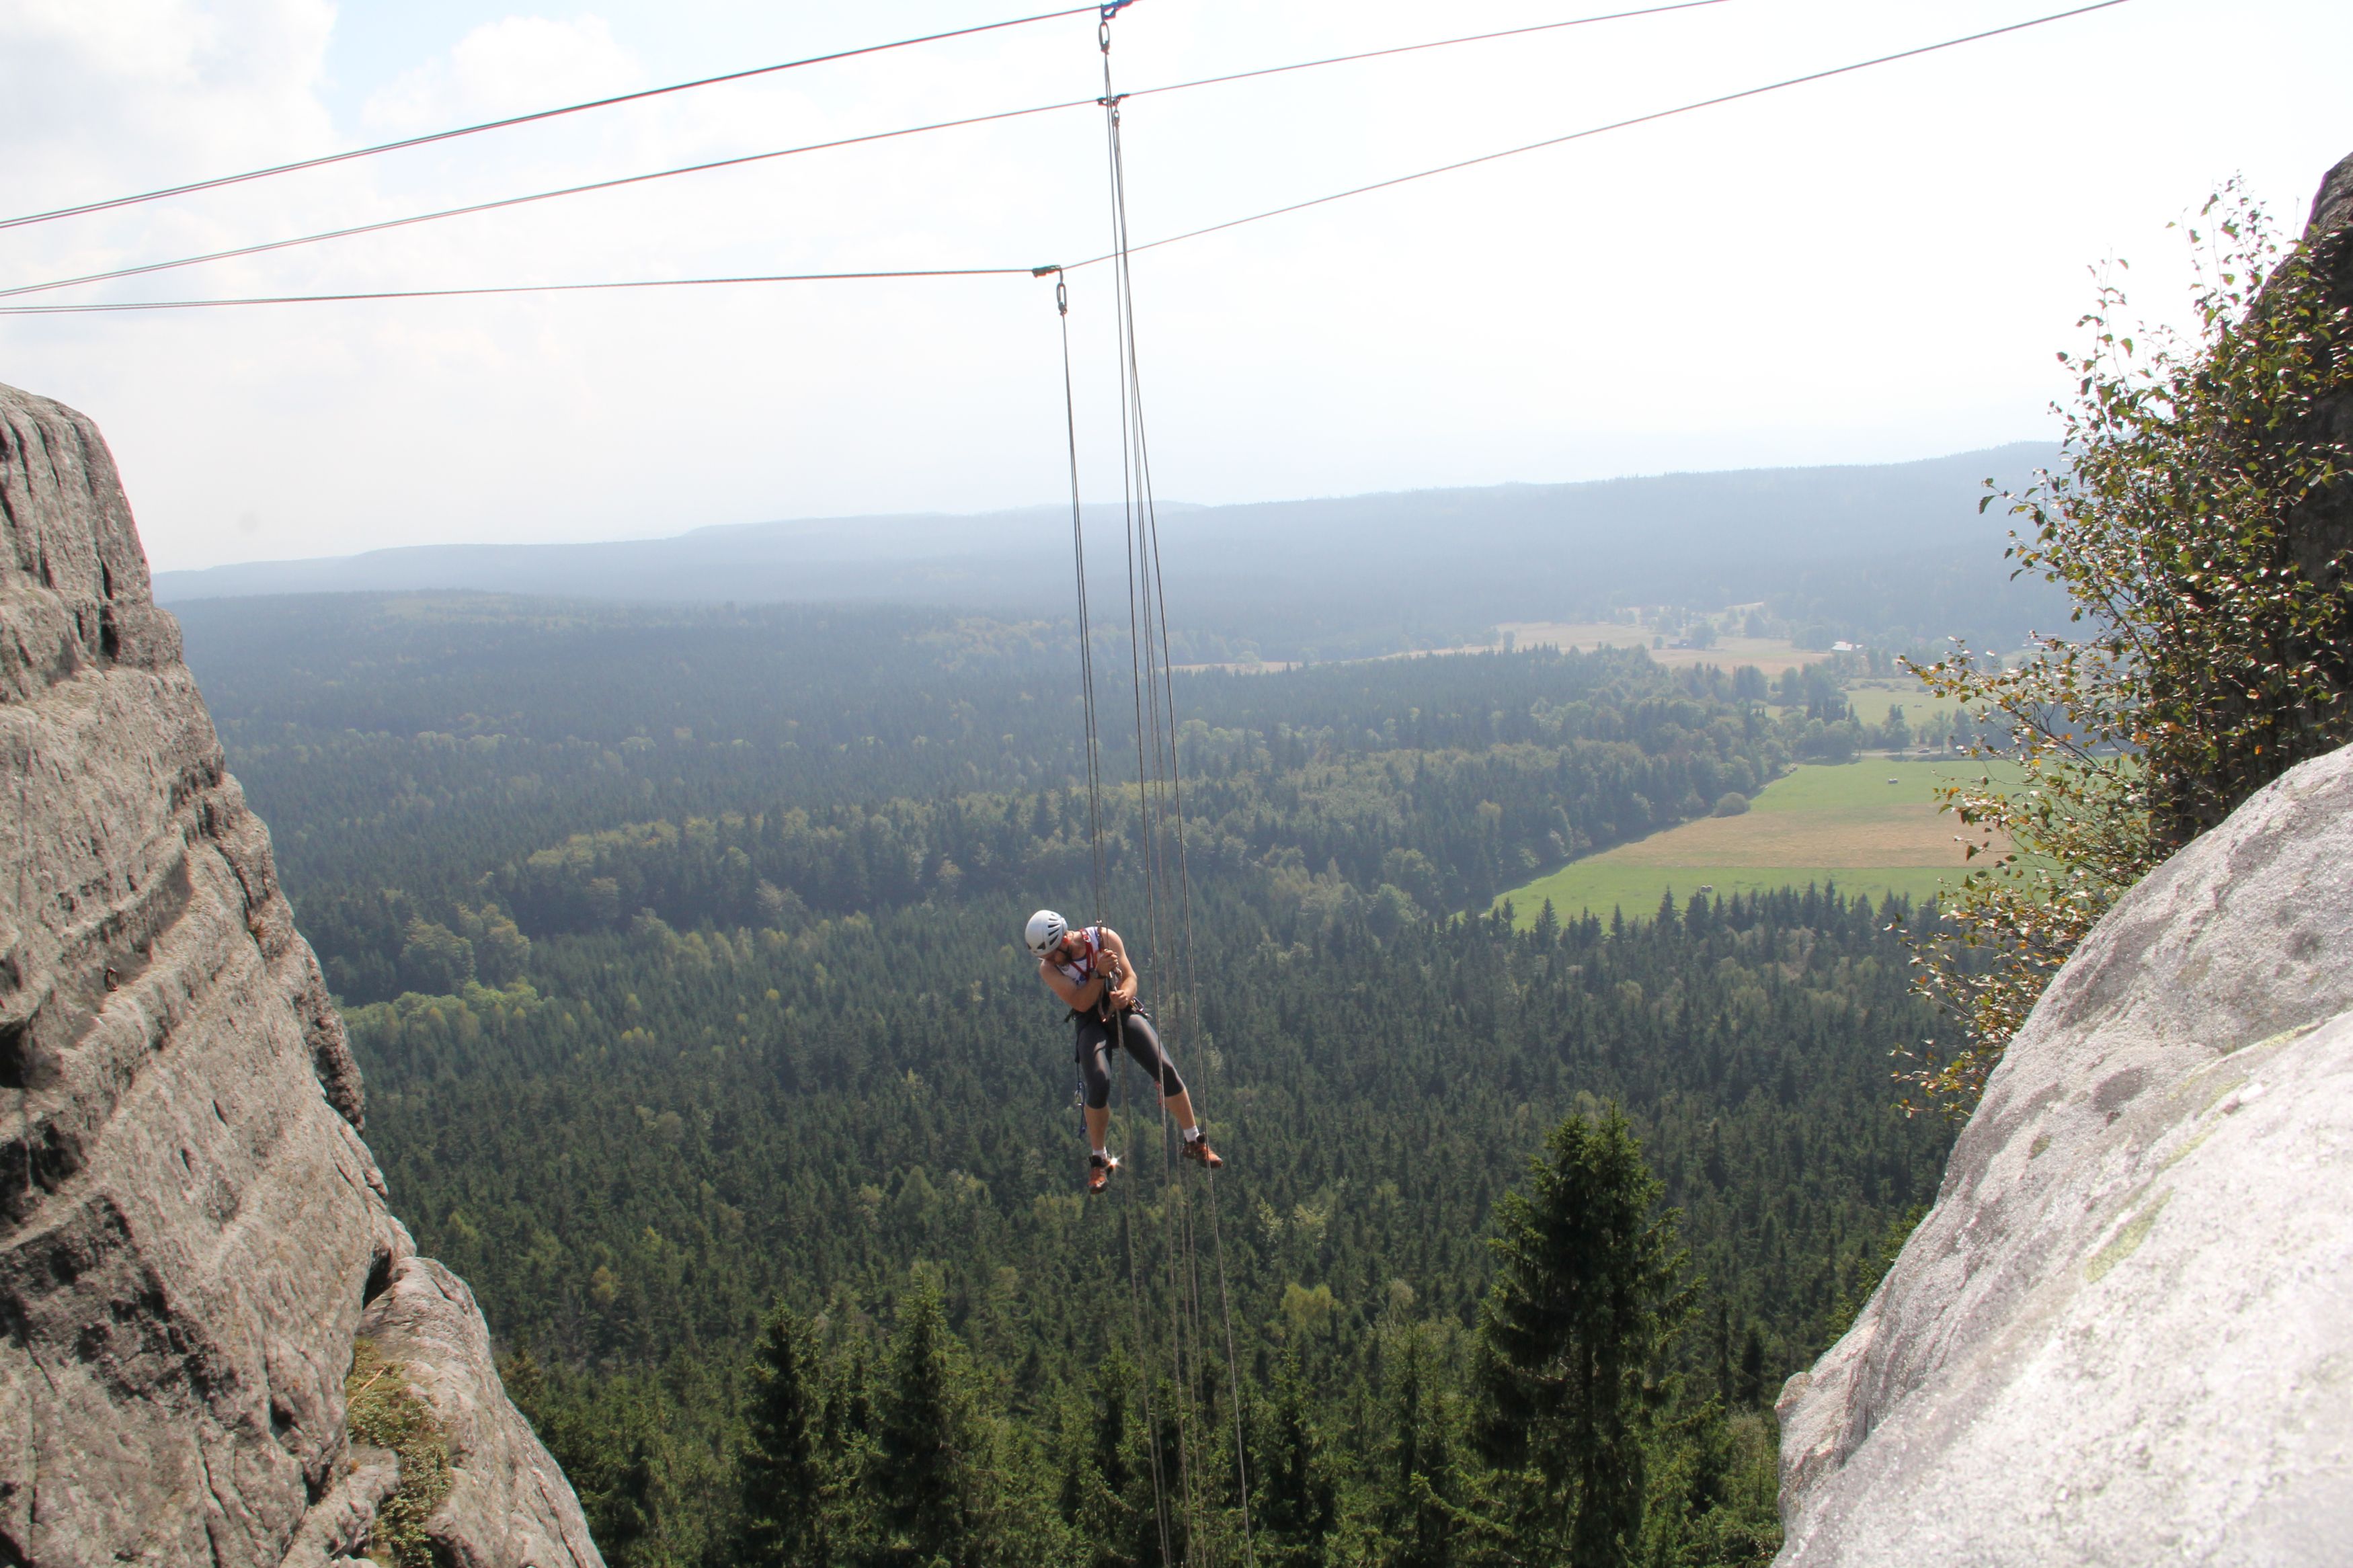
<box><xmin>1</xmin><ymin>0</ymin><xmax>2346</xmax><ymax>570</ymax></box>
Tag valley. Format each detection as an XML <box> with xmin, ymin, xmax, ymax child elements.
<box><xmin>6</xmin><ymin>5</ymin><xmax>2340</xmax><ymax>1558</ymax></box>
<box><xmin>175</xmin><ymin>591</ymin><xmax>1961</xmax><ymax>1567</ymax></box>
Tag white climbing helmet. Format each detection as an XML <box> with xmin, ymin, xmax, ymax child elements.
<box><xmin>1025</xmin><ymin>909</ymin><xmax>1068</xmax><ymax>957</ymax></box>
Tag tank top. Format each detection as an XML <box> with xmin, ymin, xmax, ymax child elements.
<box><xmin>1050</xmin><ymin>925</ymin><xmax>1109</xmax><ymax>989</ymax></box>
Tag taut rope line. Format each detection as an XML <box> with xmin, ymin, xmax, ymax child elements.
<box><xmin>1044</xmin><ymin>6</ymin><xmax>1259</xmax><ymax>1559</ymax></box>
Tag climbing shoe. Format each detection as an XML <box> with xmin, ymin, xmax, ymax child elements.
<box><xmin>1086</xmin><ymin>1152</ymin><xmax>1121</xmax><ymax>1194</ymax></box>
<box><xmin>1180</xmin><ymin>1134</ymin><xmax>1224</xmax><ymax>1170</ymax></box>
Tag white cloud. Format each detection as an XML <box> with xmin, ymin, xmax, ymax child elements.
<box><xmin>0</xmin><ymin>0</ymin><xmax>336</xmax><ymax>212</ymax></box>
<box><xmin>363</xmin><ymin>14</ymin><xmax>640</xmax><ymax>132</ymax></box>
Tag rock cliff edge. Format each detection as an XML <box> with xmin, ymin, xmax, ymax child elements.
<box><xmin>0</xmin><ymin>381</ymin><xmax>604</xmax><ymax>1567</ymax></box>
<box><xmin>1774</xmin><ymin>739</ymin><xmax>2353</xmax><ymax>1565</ymax></box>
<box><xmin>1773</xmin><ymin>151</ymin><xmax>2353</xmax><ymax>1568</ymax></box>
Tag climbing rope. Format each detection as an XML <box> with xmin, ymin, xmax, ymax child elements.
<box><xmin>1051</xmin><ymin>270</ymin><xmax>1112</xmax><ymax>932</ymax></box>
<box><xmin>1094</xmin><ymin>31</ymin><xmax>1205</xmax><ymax>1568</ymax></box>
<box><xmin>1051</xmin><ymin>277</ymin><xmax>1182</xmax><ymax>1568</ymax></box>
<box><xmin>1047</xmin><ymin>252</ymin><xmax>1175</xmax><ymax>1564</ymax></box>
<box><xmin>1096</xmin><ymin>8</ymin><xmax>1254</xmax><ymax>1562</ymax></box>
<box><xmin>1042</xmin><ymin>7</ymin><xmax>1258</xmax><ymax>1561</ymax></box>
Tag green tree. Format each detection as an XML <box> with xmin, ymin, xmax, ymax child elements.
<box><xmin>873</xmin><ymin>1278</ymin><xmax>984</xmax><ymax>1565</ymax></box>
<box><xmin>397</xmin><ymin>916</ymin><xmax>475</xmax><ymax>995</ymax></box>
<box><xmin>1907</xmin><ymin>175</ymin><xmax>2353</xmax><ymax>1114</ymax></box>
<box><xmin>1636</xmin><ymin>1403</ymin><xmax>1780</xmax><ymax>1568</ymax></box>
<box><xmin>1253</xmin><ymin>1354</ymin><xmax>1337</xmax><ymax>1568</ymax></box>
<box><xmin>1377</xmin><ymin>1324</ymin><xmax>1463</xmax><ymax>1568</ymax></box>
<box><xmin>580</xmin><ymin>1404</ymin><xmax>660</xmax><ymax>1567</ymax></box>
<box><xmin>739</xmin><ymin>1305</ymin><xmax>831</xmax><ymax>1567</ymax></box>
<box><xmin>1475</xmin><ymin>1106</ymin><xmax>1690</xmax><ymax>1567</ymax></box>
<box><xmin>1059</xmin><ymin>1354</ymin><xmax>1150</xmax><ymax>1568</ymax></box>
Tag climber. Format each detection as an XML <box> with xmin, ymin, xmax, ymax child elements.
<box><xmin>1026</xmin><ymin>909</ymin><xmax>1222</xmax><ymax>1192</ymax></box>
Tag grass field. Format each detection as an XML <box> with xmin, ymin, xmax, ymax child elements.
<box><xmin>1494</xmin><ymin>621</ymin><xmax>1821</xmax><ymax>675</ymax></box>
<box><xmin>1839</xmin><ymin>675</ymin><xmax>1970</xmax><ymax>728</ymax></box>
<box><xmin>1499</xmin><ymin>863</ymin><xmax>1959</xmax><ymax>921</ymax></box>
<box><xmin>1179</xmin><ymin>620</ymin><xmax>1827</xmax><ymax>676</ymax></box>
<box><xmin>1496</xmin><ymin>759</ymin><xmax>2020</xmax><ymax>924</ymax></box>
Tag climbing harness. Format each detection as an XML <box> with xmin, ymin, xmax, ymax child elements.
<box><xmin>1039</xmin><ymin>7</ymin><xmax>1255</xmax><ymax>1562</ymax></box>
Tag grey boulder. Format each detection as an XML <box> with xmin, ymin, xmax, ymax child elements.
<box><xmin>1776</xmin><ymin>740</ymin><xmax>2353</xmax><ymax>1565</ymax></box>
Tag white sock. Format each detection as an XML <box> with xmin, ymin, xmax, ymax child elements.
<box><xmin>1092</xmin><ymin>1147</ymin><xmax>1109</xmax><ymax>1160</ymax></box>
<box><xmin>1183</xmin><ymin>1126</ymin><xmax>1203</xmax><ymax>1143</ymax></box>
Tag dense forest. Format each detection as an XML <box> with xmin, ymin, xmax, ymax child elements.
<box><xmin>180</xmin><ymin>594</ymin><xmax>1955</xmax><ymax>1566</ymax></box>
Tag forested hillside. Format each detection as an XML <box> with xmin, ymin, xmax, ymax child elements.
<box><xmin>184</xmin><ymin>595</ymin><xmax>1779</xmax><ymax>1003</ymax></box>
<box><xmin>180</xmin><ymin>594</ymin><xmax>1954</xmax><ymax>1565</ymax></box>
<box><xmin>158</xmin><ymin>445</ymin><xmax>2065</xmax><ymax>661</ymax></box>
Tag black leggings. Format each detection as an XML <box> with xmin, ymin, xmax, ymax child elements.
<box><xmin>1076</xmin><ymin>1009</ymin><xmax>1185</xmax><ymax>1110</ymax></box>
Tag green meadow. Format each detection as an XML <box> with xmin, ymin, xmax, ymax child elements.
<box><xmin>1497</xmin><ymin>757</ymin><xmax>2021</xmax><ymax>924</ymax></box>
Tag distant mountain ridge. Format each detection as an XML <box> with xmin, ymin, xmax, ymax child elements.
<box><xmin>156</xmin><ymin>443</ymin><xmax>2065</xmax><ymax>660</ymax></box>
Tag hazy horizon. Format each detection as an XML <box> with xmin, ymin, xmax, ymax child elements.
<box><xmin>4</xmin><ymin>0</ymin><xmax>2344</xmax><ymax>571</ymax></box>
<box><xmin>150</xmin><ymin>435</ymin><xmax>2055</xmax><ymax>575</ymax></box>
<box><xmin>152</xmin><ymin>440</ymin><xmax>2070</xmax><ymax>664</ymax></box>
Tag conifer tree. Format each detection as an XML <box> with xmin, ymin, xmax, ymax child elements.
<box><xmin>1378</xmin><ymin>1324</ymin><xmax>1460</xmax><ymax>1568</ymax></box>
<box><xmin>830</xmin><ymin>1341</ymin><xmax>876</xmax><ymax>1452</ymax></box>
<box><xmin>738</xmin><ymin>1305</ymin><xmax>830</xmax><ymax>1567</ymax></box>
<box><xmin>1254</xmin><ymin>1353</ymin><xmax>1338</xmax><ymax>1568</ymax></box>
<box><xmin>828</xmin><ymin>1342</ymin><xmax>883</xmax><ymax>1559</ymax></box>
<box><xmin>1060</xmin><ymin>1354</ymin><xmax>1147</xmax><ymax>1568</ymax></box>
<box><xmin>1733</xmin><ymin>1327</ymin><xmax>1766</xmax><ymax>1411</ymax></box>
<box><xmin>1475</xmin><ymin>1106</ymin><xmax>1689</xmax><ymax>1567</ymax></box>
<box><xmin>1636</xmin><ymin>1399</ymin><xmax>1780</xmax><ymax>1568</ymax></box>
<box><xmin>875</xmin><ymin>1277</ymin><xmax>981</xmax><ymax>1565</ymax></box>
<box><xmin>602</xmin><ymin>1428</ymin><xmax>659</xmax><ymax>1568</ymax></box>
<box><xmin>1144</xmin><ymin>1375</ymin><xmax>1193</xmax><ymax>1568</ymax></box>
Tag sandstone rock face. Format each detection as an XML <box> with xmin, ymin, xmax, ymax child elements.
<box><xmin>0</xmin><ymin>382</ymin><xmax>603</xmax><ymax>1567</ymax></box>
<box><xmin>1776</xmin><ymin>742</ymin><xmax>2353</xmax><ymax>1566</ymax></box>
<box><xmin>358</xmin><ymin>1259</ymin><xmax>608</xmax><ymax>1568</ymax></box>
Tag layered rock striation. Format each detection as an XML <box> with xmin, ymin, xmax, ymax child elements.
<box><xmin>1775</xmin><ymin>741</ymin><xmax>2353</xmax><ymax>1565</ymax></box>
<box><xmin>0</xmin><ymin>381</ymin><xmax>602</xmax><ymax>1567</ymax></box>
